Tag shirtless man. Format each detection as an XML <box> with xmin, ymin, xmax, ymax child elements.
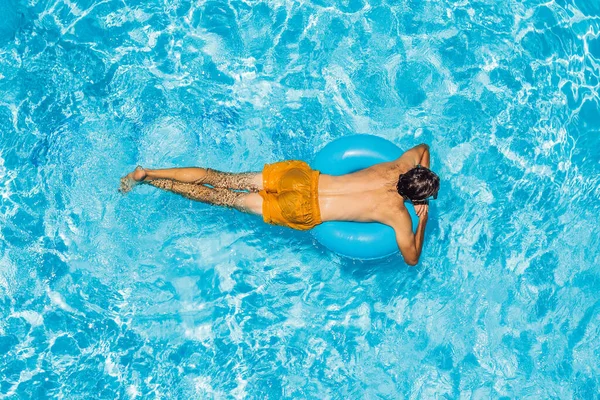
<box><xmin>120</xmin><ymin>143</ymin><xmax>439</xmax><ymax>265</ymax></box>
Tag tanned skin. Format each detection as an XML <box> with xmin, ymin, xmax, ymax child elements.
<box><xmin>120</xmin><ymin>144</ymin><xmax>431</xmax><ymax>265</ymax></box>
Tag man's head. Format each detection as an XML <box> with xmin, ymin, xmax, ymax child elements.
<box><xmin>396</xmin><ymin>165</ymin><xmax>440</xmax><ymax>204</ymax></box>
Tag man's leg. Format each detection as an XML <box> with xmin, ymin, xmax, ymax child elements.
<box><xmin>148</xmin><ymin>178</ymin><xmax>263</xmax><ymax>215</ymax></box>
<box><xmin>142</xmin><ymin>167</ymin><xmax>262</xmax><ymax>191</ymax></box>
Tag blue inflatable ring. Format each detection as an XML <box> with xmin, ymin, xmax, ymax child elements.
<box><xmin>311</xmin><ymin>135</ymin><xmax>419</xmax><ymax>260</ymax></box>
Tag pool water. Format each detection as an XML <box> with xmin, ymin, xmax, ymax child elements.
<box><xmin>1</xmin><ymin>0</ymin><xmax>599</xmax><ymax>397</ymax></box>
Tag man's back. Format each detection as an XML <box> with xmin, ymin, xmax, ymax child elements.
<box><xmin>317</xmin><ymin>159</ymin><xmax>410</xmax><ymax>225</ymax></box>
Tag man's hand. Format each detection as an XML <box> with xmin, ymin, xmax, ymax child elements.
<box><xmin>414</xmin><ymin>203</ymin><xmax>428</xmax><ymax>219</ymax></box>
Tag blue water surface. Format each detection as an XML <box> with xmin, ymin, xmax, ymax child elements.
<box><xmin>1</xmin><ymin>0</ymin><xmax>599</xmax><ymax>398</ymax></box>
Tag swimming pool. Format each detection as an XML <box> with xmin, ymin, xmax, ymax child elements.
<box><xmin>1</xmin><ymin>0</ymin><xmax>599</xmax><ymax>397</ymax></box>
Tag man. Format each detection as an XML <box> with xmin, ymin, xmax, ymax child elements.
<box><xmin>120</xmin><ymin>143</ymin><xmax>439</xmax><ymax>265</ymax></box>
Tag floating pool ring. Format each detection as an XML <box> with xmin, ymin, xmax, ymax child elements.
<box><xmin>311</xmin><ymin>135</ymin><xmax>419</xmax><ymax>260</ymax></box>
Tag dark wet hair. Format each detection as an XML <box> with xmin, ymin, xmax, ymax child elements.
<box><xmin>396</xmin><ymin>165</ymin><xmax>440</xmax><ymax>204</ymax></box>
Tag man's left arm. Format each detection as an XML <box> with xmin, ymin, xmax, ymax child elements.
<box><xmin>395</xmin><ymin>143</ymin><xmax>429</xmax><ymax>167</ymax></box>
<box><xmin>419</xmin><ymin>144</ymin><xmax>430</xmax><ymax>168</ymax></box>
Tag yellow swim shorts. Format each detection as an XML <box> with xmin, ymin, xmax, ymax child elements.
<box><xmin>258</xmin><ymin>160</ymin><xmax>322</xmax><ymax>231</ymax></box>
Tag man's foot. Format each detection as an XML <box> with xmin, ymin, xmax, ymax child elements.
<box><xmin>119</xmin><ymin>166</ymin><xmax>147</xmax><ymax>194</ymax></box>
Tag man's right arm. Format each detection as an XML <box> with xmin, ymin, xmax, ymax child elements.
<box><xmin>395</xmin><ymin>209</ymin><xmax>428</xmax><ymax>266</ymax></box>
<box><xmin>413</xmin><ymin>212</ymin><xmax>428</xmax><ymax>262</ymax></box>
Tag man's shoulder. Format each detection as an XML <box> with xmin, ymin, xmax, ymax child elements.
<box><xmin>375</xmin><ymin>199</ymin><xmax>412</xmax><ymax>229</ymax></box>
<box><xmin>390</xmin><ymin>157</ymin><xmax>415</xmax><ymax>172</ymax></box>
